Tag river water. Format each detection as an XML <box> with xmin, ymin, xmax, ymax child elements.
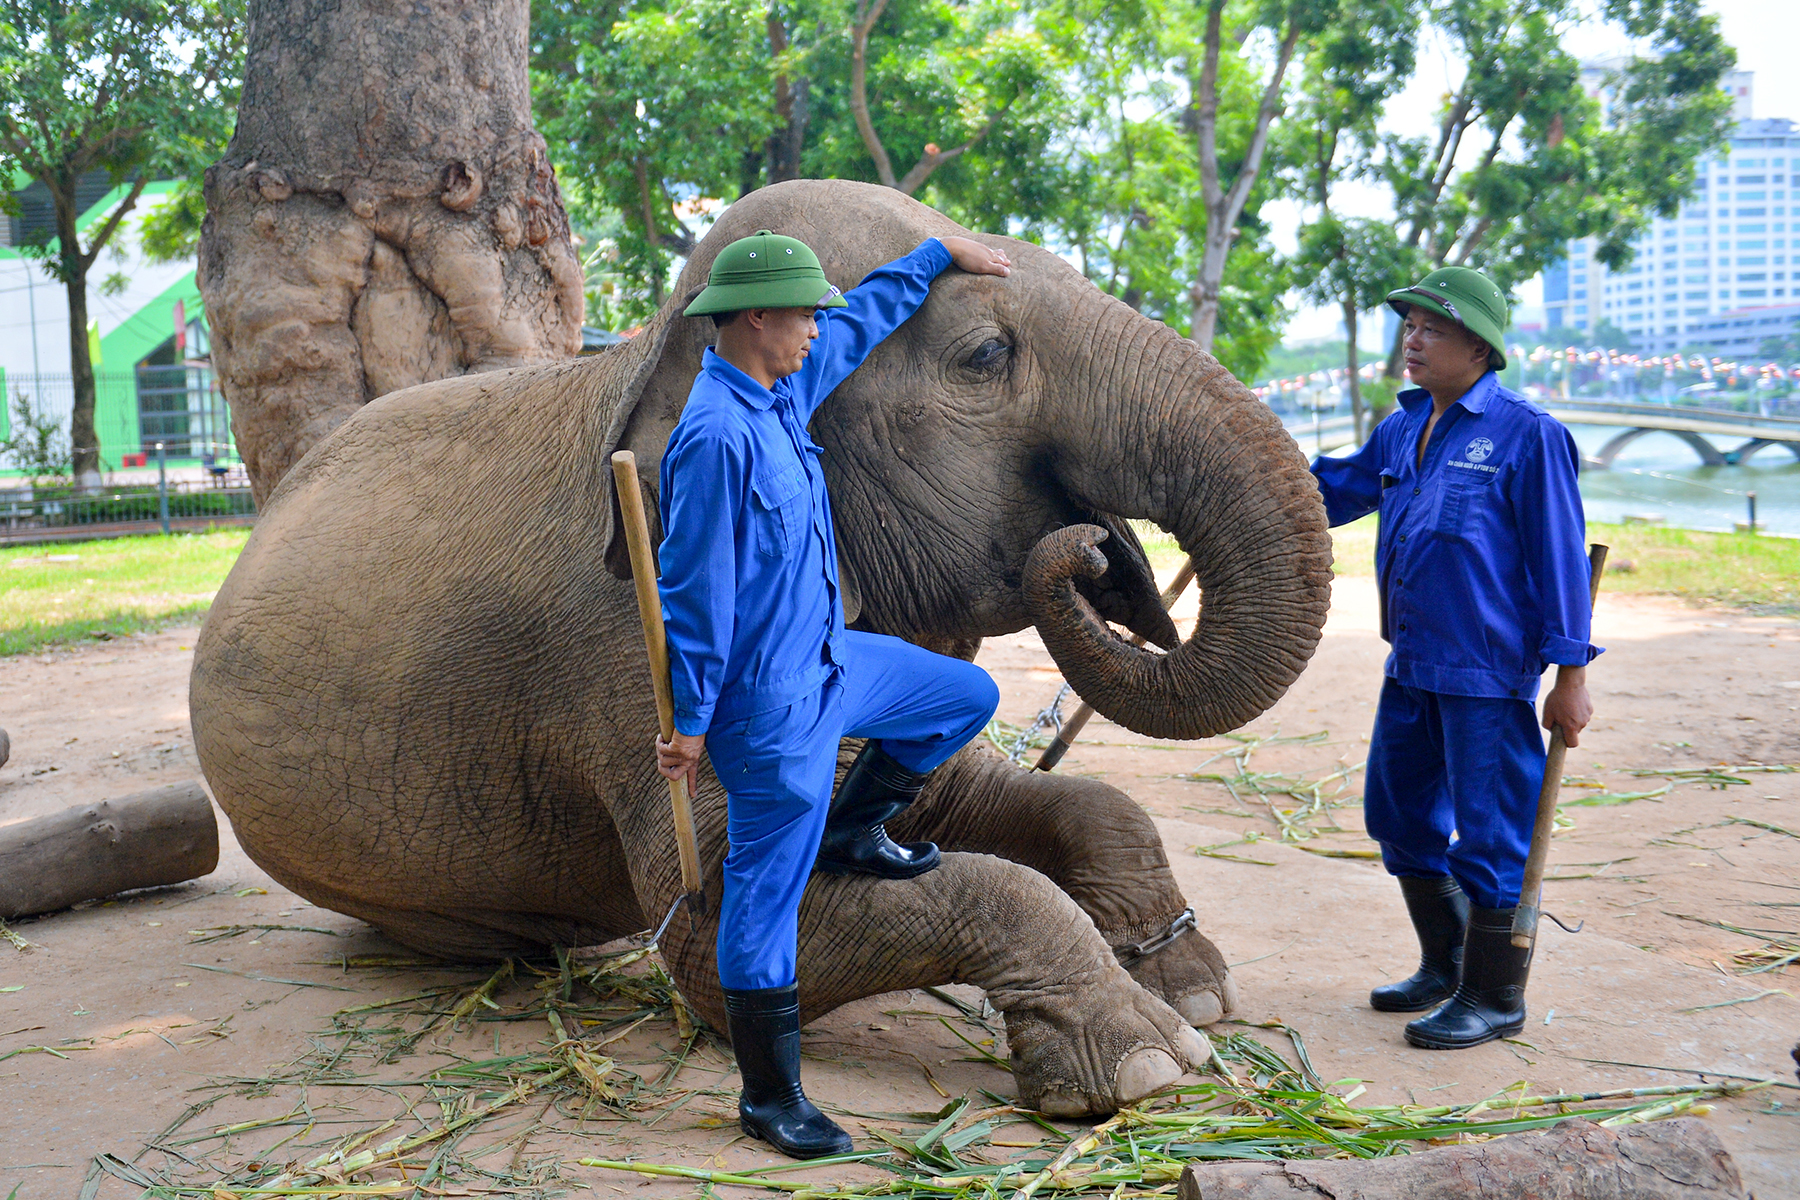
<box><xmin>1568</xmin><ymin>425</ymin><xmax>1800</xmax><ymax>537</ymax></box>
<box><xmin>1295</xmin><ymin>417</ymin><xmax>1800</xmax><ymax>536</ymax></box>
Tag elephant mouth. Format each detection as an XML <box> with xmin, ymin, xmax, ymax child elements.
<box><xmin>1063</xmin><ymin>510</ymin><xmax>1180</xmax><ymax>652</ymax></box>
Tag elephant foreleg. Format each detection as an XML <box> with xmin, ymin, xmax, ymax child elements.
<box><xmin>887</xmin><ymin>744</ymin><xmax>1239</xmax><ymax>1026</ymax></box>
<box><xmin>662</xmin><ymin>851</ymin><xmax>1209</xmax><ymax>1117</ymax></box>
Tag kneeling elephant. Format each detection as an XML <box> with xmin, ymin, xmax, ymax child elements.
<box><xmin>190</xmin><ymin>179</ymin><xmax>1333</xmax><ymax>1116</ymax></box>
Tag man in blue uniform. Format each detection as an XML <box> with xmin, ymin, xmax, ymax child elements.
<box><xmin>1311</xmin><ymin>267</ymin><xmax>1601</xmax><ymax>1051</ymax></box>
<box><xmin>653</xmin><ymin>229</ymin><xmax>1010</xmax><ymax>1157</ymax></box>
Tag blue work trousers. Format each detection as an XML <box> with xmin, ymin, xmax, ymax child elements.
<box><xmin>704</xmin><ymin>630</ymin><xmax>1000</xmax><ymax>991</ymax></box>
<box><xmin>1362</xmin><ymin>678</ymin><xmax>1546</xmax><ymax>911</ymax></box>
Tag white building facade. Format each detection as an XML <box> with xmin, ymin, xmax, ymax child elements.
<box><xmin>1542</xmin><ymin>71</ymin><xmax>1800</xmax><ymax>357</ymax></box>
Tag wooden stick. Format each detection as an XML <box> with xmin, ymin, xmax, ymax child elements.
<box><xmin>1035</xmin><ymin>558</ymin><xmax>1197</xmax><ymax>772</ymax></box>
<box><xmin>1512</xmin><ymin>542</ymin><xmax>1608</xmax><ymax>949</ymax></box>
<box><xmin>610</xmin><ymin>451</ymin><xmax>706</xmax><ymax>920</ymax></box>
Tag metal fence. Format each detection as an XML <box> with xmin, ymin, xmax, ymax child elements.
<box><xmin>0</xmin><ymin>474</ymin><xmax>255</xmax><ymax>545</ymax></box>
<box><xmin>1</xmin><ymin>366</ymin><xmax>236</xmax><ymax>467</ymax></box>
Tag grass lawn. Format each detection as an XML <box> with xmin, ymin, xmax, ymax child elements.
<box><xmin>1138</xmin><ymin>517</ymin><xmax>1800</xmax><ymax>614</ymax></box>
<box><xmin>2</xmin><ymin>516</ymin><xmax>1794</xmax><ymax>660</ymax></box>
<box><xmin>0</xmin><ymin>529</ymin><xmax>252</xmax><ymax>656</ymax></box>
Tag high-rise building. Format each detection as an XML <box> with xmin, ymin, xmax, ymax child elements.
<box><xmin>1541</xmin><ymin>69</ymin><xmax>1800</xmax><ymax>356</ymax></box>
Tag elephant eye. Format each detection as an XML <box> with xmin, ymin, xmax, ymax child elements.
<box><xmin>966</xmin><ymin>338</ymin><xmax>1011</xmax><ymax>377</ymax></box>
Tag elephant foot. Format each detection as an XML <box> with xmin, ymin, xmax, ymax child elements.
<box><xmin>1103</xmin><ymin>912</ymin><xmax>1240</xmax><ymax>1029</ymax></box>
<box><xmin>1002</xmin><ymin>964</ymin><xmax>1210</xmax><ymax>1116</ymax></box>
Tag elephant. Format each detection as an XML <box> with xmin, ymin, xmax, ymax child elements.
<box><xmin>190</xmin><ymin>179</ymin><xmax>1333</xmax><ymax>1117</ymax></box>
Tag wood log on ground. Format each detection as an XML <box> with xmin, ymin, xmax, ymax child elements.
<box><xmin>0</xmin><ymin>782</ymin><xmax>219</xmax><ymax>919</ymax></box>
<box><xmin>1176</xmin><ymin>1117</ymin><xmax>1743</xmax><ymax>1199</ymax></box>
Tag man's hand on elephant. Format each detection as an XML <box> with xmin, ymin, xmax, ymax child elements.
<box><xmin>1541</xmin><ymin>665</ymin><xmax>1592</xmax><ymax>748</ymax></box>
<box><xmin>657</xmin><ymin>732</ymin><xmax>705</xmax><ymax>792</ymax></box>
<box><xmin>941</xmin><ymin>236</ymin><xmax>1011</xmax><ymax>278</ymax></box>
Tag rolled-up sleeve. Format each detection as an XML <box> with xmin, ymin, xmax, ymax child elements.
<box><xmin>1512</xmin><ymin>419</ymin><xmax>1602</xmax><ymax>667</ymax></box>
<box><xmin>657</xmin><ymin>431</ymin><xmax>747</xmax><ymax>734</ymax></box>
<box><xmin>794</xmin><ymin>238</ymin><xmax>954</xmax><ymax>416</ymax></box>
<box><xmin>1311</xmin><ymin>420</ymin><xmax>1391</xmax><ymax>528</ymax></box>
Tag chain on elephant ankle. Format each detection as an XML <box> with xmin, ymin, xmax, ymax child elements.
<box><xmin>1112</xmin><ymin>907</ymin><xmax>1197</xmax><ymax>969</ymax></box>
<box><xmin>1007</xmin><ymin>683</ymin><xmax>1071</xmax><ymax>763</ymax></box>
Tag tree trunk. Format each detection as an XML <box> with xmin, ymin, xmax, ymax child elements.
<box><xmin>198</xmin><ymin>0</ymin><xmax>584</xmax><ymax>506</ymax></box>
<box><xmin>1176</xmin><ymin>1117</ymin><xmax>1744</xmax><ymax>1200</ymax></box>
<box><xmin>765</xmin><ymin>12</ymin><xmax>810</xmax><ymax>185</ymax></box>
<box><xmin>53</xmin><ymin>182</ymin><xmax>101</xmax><ymax>485</ymax></box>
<box><xmin>1342</xmin><ymin>298</ymin><xmax>1364</xmax><ymax>444</ymax></box>
<box><xmin>0</xmin><ymin>782</ymin><xmax>220</xmax><ymax>919</ymax></box>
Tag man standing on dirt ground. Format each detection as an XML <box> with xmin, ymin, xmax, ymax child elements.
<box><xmin>1309</xmin><ymin>266</ymin><xmax>1602</xmax><ymax>1050</ymax></box>
<box><xmin>653</xmin><ymin>229</ymin><xmax>1009</xmax><ymax>1158</ymax></box>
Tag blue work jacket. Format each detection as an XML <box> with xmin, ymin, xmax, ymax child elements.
<box><xmin>658</xmin><ymin>237</ymin><xmax>955</xmax><ymax>735</ymax></box>
<box><xmin>1311</xmin><ymin>372</ymin><xmax>1602</xmax><ymax>702</ymax></box>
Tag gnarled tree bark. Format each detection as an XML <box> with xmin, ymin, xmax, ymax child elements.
<box><xmin>198</xmin><ymin>0</ymin><xmax>584</xmax><ymax>505</ymax></box>
<box><xmin>1176</xmin><ymin>1117</ymin><xmax>1744</xmax><ymax>1200</ymax></box>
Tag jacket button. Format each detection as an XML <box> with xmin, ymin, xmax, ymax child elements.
<box><xmin>1412</xmin><ymin>487</ymin><xmax>1421</xmax><ymax>496</ymax></box>
<box><xmin>1399</xmin><ymin>623</ymin><xmax>1407</xmax><ymax>631</ymax></box>
<box><xmin>1395</xmin><ymin>578</ymin><xmax>1403</xmax><ymax>587</ymax></box>
<box><xmin>1398</xmin><ymin>534</ymin><xmax>1406</xmax><ymax>543</ymax></box>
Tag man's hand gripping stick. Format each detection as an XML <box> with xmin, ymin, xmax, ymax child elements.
<box><xmin>612</xmin><ymin>451</ymin><xmax>707</xmax><ymax>940</ymax></box>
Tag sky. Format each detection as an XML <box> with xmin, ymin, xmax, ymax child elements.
<box><xmin>1273</xmin><ymin>0</ymin><xmax>1800</xmax><ymax>346</ymax></box>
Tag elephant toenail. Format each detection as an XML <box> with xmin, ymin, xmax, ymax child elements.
<box><xmin>1175</xmin><ymin>1024</ymin><xmax>1211</xmax><ymax>1070</ymax></box>
<box><xmin>1035</xmin><ymin>1087</ymin><xmax>1095</xmax><ymax>1117</ymax></box>
<box><xmin>1113</xmin><ymin>1047</ymin><xmax>1181</xmax><ymax>1103</ymax></box>
<box><xmin>1175</xmin><ymin>989</ymin><xmax>1224</xmax><ymax>1027</ymax></box>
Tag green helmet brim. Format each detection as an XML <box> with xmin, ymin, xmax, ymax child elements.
<box><xmin>1386</xmin><ymin>286</ymin><xmax>1507</xmax><ymax>371</ymax></box>
<box><xmin>683</xmin><ymin>277</ymin><xmax>847</xmax><ymax>317</ymax></box>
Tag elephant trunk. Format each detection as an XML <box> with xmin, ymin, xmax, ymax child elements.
<box><xmin>1028</xmin><ymin>302</ymin><xmax>1333</xmax><ymax>740</ymax></box>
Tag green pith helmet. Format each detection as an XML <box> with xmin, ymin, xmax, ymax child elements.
<box><xmin>683</xmin><ymin>229</ymin><xmax>848</xmax><ymax>317</ymax></box>
<box><xmin>1386</xmin><ymin>266</ymin><xmax>1509</xmax><ymax>371</ymax></box>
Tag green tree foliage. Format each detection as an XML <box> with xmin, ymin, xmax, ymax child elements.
<box><xmin>532</xmin><ymin>0</ymin><xmax>1069</xmax><ymax>328</ymax></box>
<box><xmin>1</xmin><ymin>388</ymin><xmax>72</xmax><ymax>479</ymax></box>
<box><xmin>0</xmin><ymin>0</ymin><xmax>244</xmax><ymax>476</ymax></box>
<box><xmin>1037</xmin><ymin>0</ymin><xmax>1307</xmax><ymax>379</ymax></box>
<box><xmin>1372</xmin><ymin>0</ymin><xmax>1735</xmax><ymax>378</ymax></box>
<box><xmin>1285</xmin><ymin>0</ymin><xmax>1421</xmax><ymax>436</ymax></box>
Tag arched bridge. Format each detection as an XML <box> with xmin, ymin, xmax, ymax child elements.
<box><xmin>1542</xmin><ymin>401</ymin><xmax>1800</xmax><ymax>469</ymax></box>
<box><xmin>1280</xmin><ymin>400</ymin><xmax>1800</xmax><ymax>468</ymax></box>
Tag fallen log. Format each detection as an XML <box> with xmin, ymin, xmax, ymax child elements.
<box><xmin>0</xmin><ymin>781</ymin><xmax>220</xmax><ymax>919</ymax></box>
<box><xmin>1177</xmin><ymin>1117</ymin><xmax>1743</xmax><ymax>1200</ymax></box>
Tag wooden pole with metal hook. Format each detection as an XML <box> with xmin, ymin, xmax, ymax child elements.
<box><xmin>1035</xmin><ymin>557</ymin><xmax>1198</xmax><ymax>772</ymax></box>
<box><xmin>611</xmin><ymin>451</ymin><xmax>707</xmax><ymax>933</ymax></box>
<box><xmin>1511</xmin><ymin>542</ymin><xmax>1608</xmax><ymax>949</ymax></box>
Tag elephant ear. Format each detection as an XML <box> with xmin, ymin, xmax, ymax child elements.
<box><xmin>597</xmin><ymin>290</ymin><xmax>715</xmax><ymax>581</ymax></box>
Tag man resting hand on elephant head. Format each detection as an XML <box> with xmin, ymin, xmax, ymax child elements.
<box><xmin>652</xmin><ymin>229</ymin><xmax>1013</xmax><ymax>1160</ymax></box>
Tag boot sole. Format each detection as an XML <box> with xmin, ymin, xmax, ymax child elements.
<box><xmin>814</xmin><ymin>854</ymin><xmax>941</xmax><ymax>880</ymax></box>
<box><xmin>740</xmin><ymin>1118</ymin><xmax>854</xmax><ymax>1159</ymax></box>
<box><xmin>1369</xmin><ymin>991</ymin><xmax>1453</xmax><ymax>1014</ymax></box>
<box><xmin>1402</xmin><ymin>1019</ymin><xmax>1524</xmax><ymax>1050</ymax></box>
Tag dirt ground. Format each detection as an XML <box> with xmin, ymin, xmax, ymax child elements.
<box><xmin>2</xmin><ymin>574</ymin><xmax>1798</xmax><ymax>1197</ymax></box>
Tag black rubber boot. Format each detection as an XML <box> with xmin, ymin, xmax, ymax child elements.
<box><xmin>814</xmin><ymin>742</ymin><xmax>941</xmax><ymax>880</ymax></box>
<box><xmin>724</xmin><ymin>985</ymin><xmax>855</xmax><ymax>1159</ymax></box>
<box><xmin>1404</xmin><ymin>905</ymin><xmax>1533</xmax><ymax>1050</ymax></box>
<box><xmin>1370</xmin><ymin>875</ymin><xmax>1471</xmax><ymax>1013</ymax></box>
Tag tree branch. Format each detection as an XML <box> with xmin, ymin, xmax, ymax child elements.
<box><xmin>1220</xmin><ymin>18</ymin><xmax>1302</xmax><ymax>231</ymax></box>
<box><xmin>893</xmin><ymin>105</ymin><xmax>1005</xmax><ymax>194</ymax></box>
<box><xmin>1192</xmin><ymin>0</ymin><xmax>1227</xmax><ymax>213</ymax></box>
<box><xmin>77</xmin><ymin>175</ymin><xmax>148</xmax><ymax>273</ymax></box>
<box><xmin>849</xmin><ymin>0</ymin><xmax>898</xmax><ymax>188</ymax></box>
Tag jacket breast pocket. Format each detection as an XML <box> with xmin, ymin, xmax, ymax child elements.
<box><xmin>751</xmin><ymin>466</ymin><xmax>807</xmax><ymax>558</ymax></box>
<box><xmin>1436</xmin><ymin>467</ymin><xmax>1498</xmax><ymax>538</ymax></box>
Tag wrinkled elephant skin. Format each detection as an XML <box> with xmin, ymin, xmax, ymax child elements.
<box><xmin>191</xmin><ymin>180</ymin><xmax>1331</xmax><ymax>1115</ymax></box>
